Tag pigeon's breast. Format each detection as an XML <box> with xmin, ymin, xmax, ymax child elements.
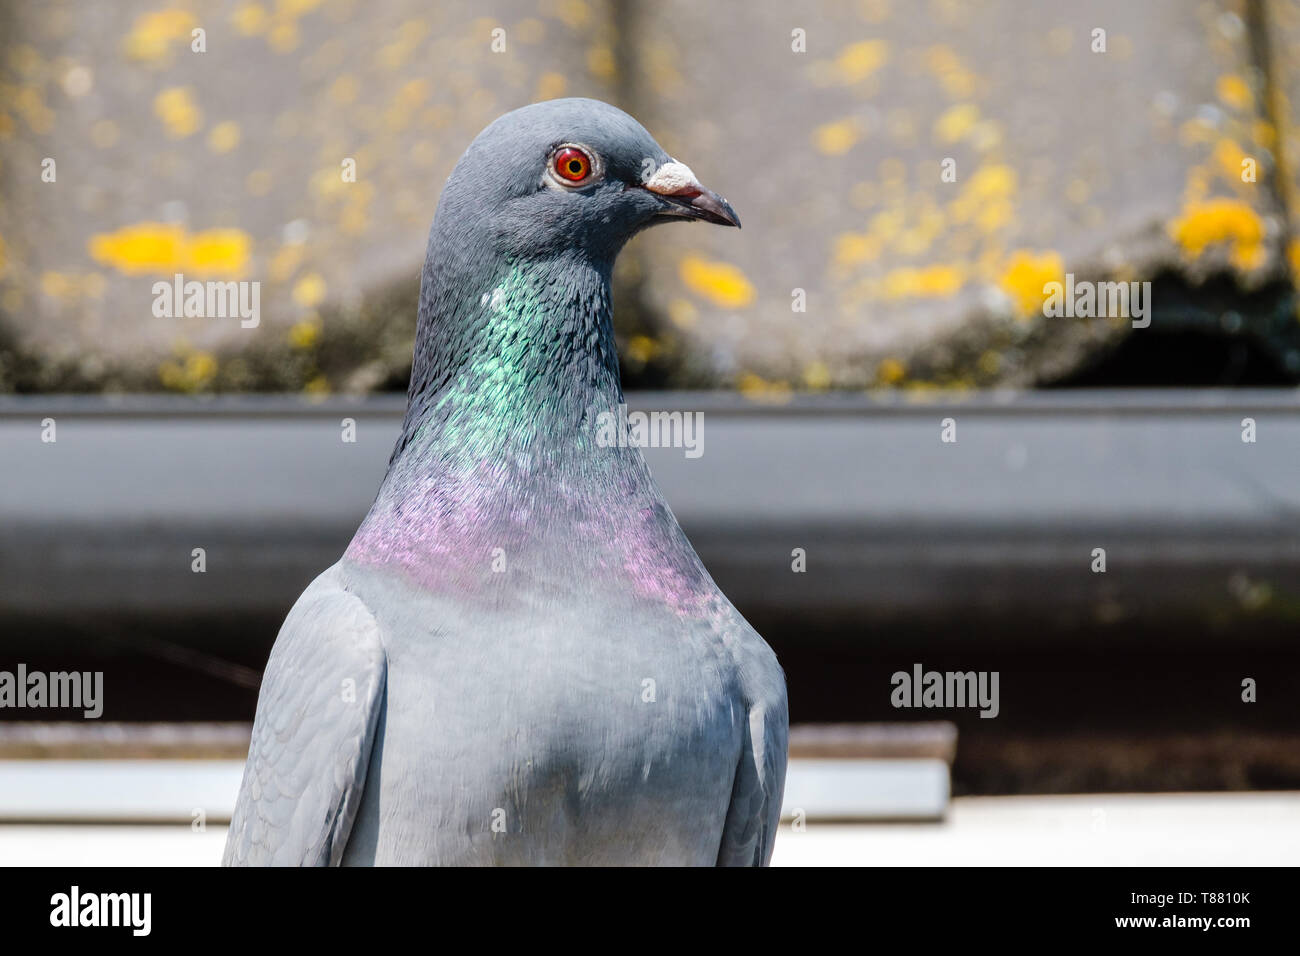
<box><xmin>340</xmin><ymin>567</ymin><xmax>750</xmax><ymax>866</ymax></box>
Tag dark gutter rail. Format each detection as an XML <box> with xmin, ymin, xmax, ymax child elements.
<box><xmin>2</xmin><ymin>389</ymin><xmax>1299</xmax><ymax>649</ymax></box>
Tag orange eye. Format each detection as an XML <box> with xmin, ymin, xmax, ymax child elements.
<box><xmin>553</xmin><ymin>146</ymin><xmax>591</xmax><ymax>183</ymax></box>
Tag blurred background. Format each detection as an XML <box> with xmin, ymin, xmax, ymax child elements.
<box><xmin>0</xmin><ymin>0</ymin><xmax>1298</xmax><ymax>865</ymax></box>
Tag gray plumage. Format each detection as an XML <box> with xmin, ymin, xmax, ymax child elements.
<box><xmin>224</xmin><ymin>98</ymin><xmax>787</xmax><ymax>866</ymax></box>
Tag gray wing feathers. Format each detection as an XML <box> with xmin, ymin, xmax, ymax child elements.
<box><xmin>715</xmin><ymin>690</ymin><xmax>789</xmax><ymax>867</ymax></box>
<box><xmin>223</xmin><ymin>571</ymin><xmax>386</xmax><ymax>866</ymax></box>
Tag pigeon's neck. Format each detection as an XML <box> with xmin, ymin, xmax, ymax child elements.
<box><xmin>392</xmin><ymin>251</ymin><xmax>624</xmax><ymax>467</ymax></box>
<box><xmin>346</xmin><ymin>251</ymin><xmax>703</xmax><ymax>594</ymax></box>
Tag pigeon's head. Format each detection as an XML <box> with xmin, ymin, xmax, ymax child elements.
<box><xmin>436</xmin><ymin>98</ymin><xmax>739</xmax><ymax>263</ymax></box>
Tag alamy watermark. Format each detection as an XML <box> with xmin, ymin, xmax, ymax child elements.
<box><xmin>891</xmin><ymin>663</ymin><xmax>999</xmax><ymax>718</ymax></box>
<box><xmin>592</xmin><ymin>403</ymin><xmax>703</xmax><ymax>459</ymax></box>
<box><xmin>1043</xmin><ymin>273</ymin><xmax>1151</xmax><ymax>329</ymax></box>
<box><xmin>152</xmin><ymin>273</ymin><xmax>260</xmax><ymax>328</ymax></box>
<box><xmin>0</xmin><ymin>664</ymin><xmax>103</xmax><ymax>718</ymax></box>
<box><xmin>50</xmin><ymin>886</ymin><xmax>150</xmax><ymax>936</ymax></box>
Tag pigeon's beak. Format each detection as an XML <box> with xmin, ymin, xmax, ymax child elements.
<box><xmin>640</xmin><ymin>161</ymin><xmax>741</xmax><ymax>228</ymax></box>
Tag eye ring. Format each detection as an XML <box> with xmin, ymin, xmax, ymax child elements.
<box><xmin>554</xmin><ymin>147</ymin><xmax>590</xmax><ymax>182</ymax></box>
<box><xmin>546</xmin><ymin>144</ymin><xmax>602</xmax><ymax>188</ymax></box>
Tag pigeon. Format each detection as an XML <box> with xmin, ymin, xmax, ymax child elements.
<box><xmin>223</xmin><ymin>98</ymin><xmax>788</xmax><ymax>866</ymax></box>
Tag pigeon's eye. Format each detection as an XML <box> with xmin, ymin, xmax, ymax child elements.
<box><xmin>553</xmin><ymin>146</ymin><xmax>592</xmax><ymax>183</ymax></box>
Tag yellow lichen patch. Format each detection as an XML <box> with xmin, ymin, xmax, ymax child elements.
<box><xmin>153</xmin><ymin>87</ymin><xmax>203</xmax><ymax>138</ymax></box>
<box><xmin>338</xmin><ymin>182</ymin><xmax>375</xmax><ymax>235</ymax></box>
<box><xmin>1287</xmin><ymin>238</ymin><xmax>1300</xmax><ymax>278</ymax></box>
<box><xmin>304</xmin><ymin>374</ymin><xmax>331</xmax><ymax>396</ymax></box>
<box><xmin>866</xmin><ymin>205</ymin><xmax>903</xmax><ymax>240</ymax></box>
<box><xmin>8</xmin><ymin>45</ymin><xmax>43</xmax><ymax>77</ymax></box>
<box><xmin>124</xmin><ymin>10</ymin><xmax>197</xmax><ymax>63</ymax></box>
<box><xmin>398</xmin><ymin>78</ymin><xmax>429</xmax><ymax>108</ymax></box>
<box><xmin>269</xmin><ymin>243</ymin><xmax>305</xmax><ymax>282</ymax></box>
<box><xmin>802</xmin><ymin>361</ymin><xmax>831</xmax><ymax>390</ymax></box>
<box><xmin>858</xmin><ymin>0</ymin><xmax>891</xmax><ymax>24</ymax></box>
<box><xmin>515</xmin><ymin>18</ymin><xmax>546</xmax><ymax>43</ymax></box>
<box><xmin>880</xmin><ymin>264</ymin><xmax>965</xmax><ymax>300</ymax></box>
<box><xmin>624</xmin><ymin>335</ymin><xmax>660</xmax><ymax>366</ymax></box>
<box><xmin>949</xmin><ymin>164</ymin><xmax>1017</xmax><ymax>231</ymax></box>
<box><xmin>91</xmin><ymin>228</ymin><xmax>180</xmax><ymax>273</ymax></box>
<box><xmin>553</xmin><ymin>0</ymin><xmax>591</xmax><ymax>29</ymax></box>
<box><xmin>586</xmin><ymin>45</ymin><xmax>617</xmax><ymax>81</ymax></box>
<box><xmin>535</xmin><ymin>71</ymin><xmax>566</xmax><ymax>101</ymax></box>
<box><xmin>329</xmin><ymin>74</ymin><xmax>358</xmax><ymax>105</ymax></box>
<box><xmin>1179</xmin><ymin>117</ymin><xmax>1217</xmax><ymax>146</ymax></box>
<box><xmin>1216</xmin><ymin>73</ymin><xmax>1253</xmax><ymax>112</ymax></box>
<box><xmin>187</xmin><ymin>231</ymin><xmax>252</xmax><ymax>273</ymax></box>
<box><xmin>277</xmin><ymin>0</ymin><xmax>323</xmax><ymax>16</ymax></box>
<box><xmin>644</xmin><ymin>41</ymin><xmax>684</xmax><ymax>98</ymax></box>
<box><xmin>737</xmin><ymin>372</ymin><xmax>793</xmax><ymax>404</ymax></box>
<box><xmin>232</xmin><ymin>2</ymin><xmax>269</xmax><ymax>35</ymax></box>
<box><xmin>207</xmin><ymin>121</ymin><xmax>241</xmax><ymax>153</ymax></box>
<box><xmin>159</xmin><ymin>350</ymin><xmax>218</xmax><ymax>393</ymax></box>
<box><xmin>1253</xmin><ymin>119</ymin><xmax>1277</xmax><ymax>150</ymax></box>
<box><xmin>40</xmin><ymin>271</ymin><xmax>79</xmax><ymax>302</ymax></box>
<box><xmin>376</xmin><ymin>19</ymin><xmax>428</xmax><ymax>70</ymax></box>
<box><xmin>1168</xmin><ymin>198</ymin><xmax>1265</xmax><ymax>269</ymax></box>
<box><xmin>1170</xmin><ymin>197</ymin><xmax>1258</xmax><ymax>257</ymax></box>
<box><xmin>679</xmin><ymin>256</ymin><xmax>755</xmax><ymax>308</ymax></box>
<box><xmin>13</xmin><ymin>87</ymin><xmax>53</xmax><ymax>134</ymax></box>
<box><xmin>832</xmin><ymin>40</ymin><xmax>888</xmax><ymax>84</ymax></box>
<box><xmin>876</xmin><ymin>357</ymin><xmax>906</xmax><ymax>385</ymax></box>
<box><xmin>813</xmin><ymin>118</ymin><xmax>860</xmax><ymax>156</ymax></box>
<box><xmin>924</xmin><ymin>45</ymin><xmax>976</xmax><ymax>99</ymax></box>
<box><xmin>933</xmin><ymin>103</ymin><xmax>979</xmax><ymax>144</ymax></box>
<box><xmin>292</xmin><ymin>272</ymin><xmax>327</xmax><ymax>308</ymax></box>
<box><xmin>832</xmin><ymin>232</ymin><xmax>883</xmax><ymax>270</ymax></box>
<box><xmin>998</xmin><ymin>250</ymin><xmax>1064</xmax><ymax>316</ymax></box>
<box><xmin>1182</xmin><ymin>164</ymin><xmax>1212</xmax><ymax>205</ymax></box>
<box><xmin>268</xmin><ymin>21</ymin><xmax>299</xmax><ymax>53</ymax></box>
<box><xmin>977</xmin><ymin>350</ymin><xmax>1002</xmax><ymax>377</ymax></box>
<box><xmin>89</xmin><ymin>223</ymin><xmax>251</xmax><ymax>277</ymax></box>
<box><xmin>288</xmin><ymin>317</ymin><xmax>320</xmax><ymax>349</ymax></box>
<box><xmin>1212</xmin><ymin>138</ymin><xmax>1250</xmax><ymax>183</ymax></box>
<box><xmin>895</xmin><ymin>200</ymin><xmax>947</xmax><ymax>257</ymax></box>
<box><xmin>310</xmin><ymin>163</ymin><xmax>349</xmax><ymax>201</ymax></box>
<box><xmin>667</xmin><ymin>298</ymin><xmax>697</xmax><ymax>330</ymax></box>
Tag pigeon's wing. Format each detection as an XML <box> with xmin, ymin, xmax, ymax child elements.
<box><xmin>716</xmin><ymin>679</ymin><xmax>789</xmax><ymax>867</ymax></box>
<box><xmin>223</xmin><ymin>570</ymin><xmax>386</xmax><ymax>866</ymax></box>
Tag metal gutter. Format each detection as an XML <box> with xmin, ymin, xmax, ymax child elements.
<box><xmin>1</xmin><ymin>389</ymin><xmax>1298</xmax><ymax>650</ymax></box>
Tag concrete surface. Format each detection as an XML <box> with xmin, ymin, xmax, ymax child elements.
<box><xmin>0</xmin><ymin>792</ymin><xmax>1294</xmax><ymax>865</ymax></box>
<box><xmin>773</xmin><ymin>792</ymin><xmax>1300</xmax><ymax>866</ymax></box>
<box><xmin>0</xmin><ymin>757</ymin><xmax>948</xmax><ymax>823</ymax></box>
